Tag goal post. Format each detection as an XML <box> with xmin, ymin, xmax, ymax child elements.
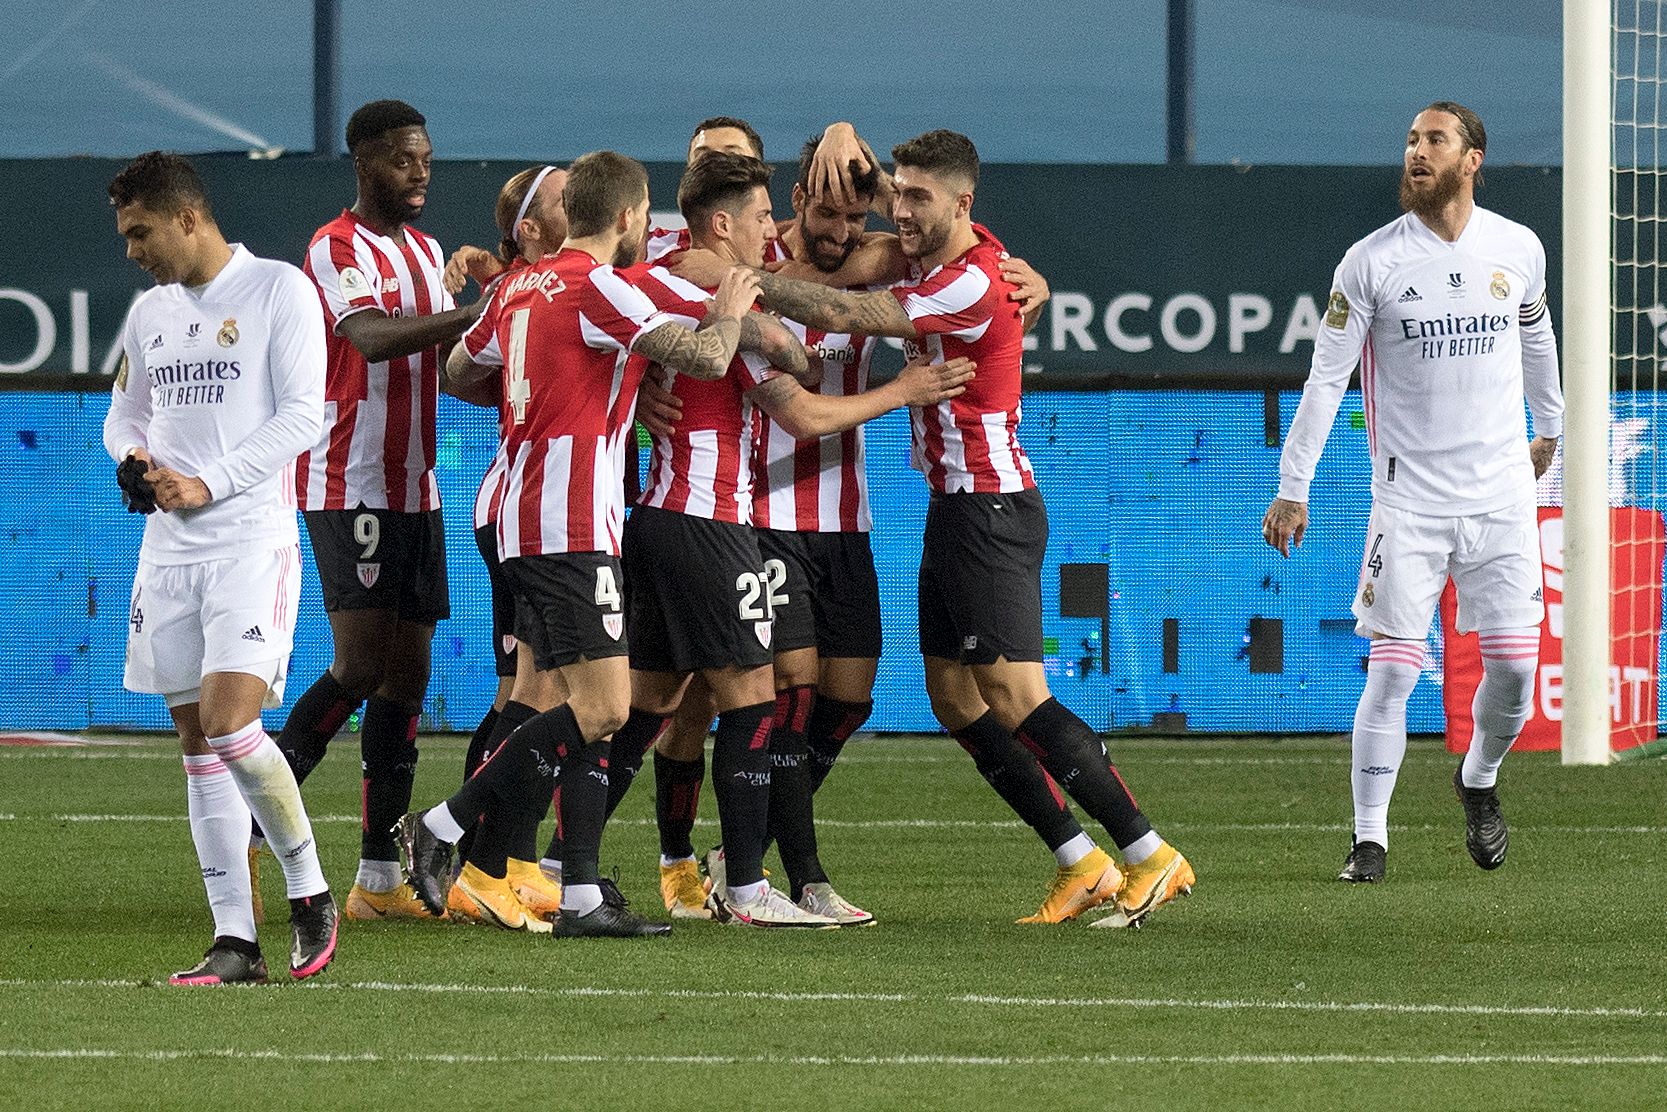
<box><xmin>1561</xmin><ymin>0</ymin><xmax>1612</xmax><ymax>765</ymax></box>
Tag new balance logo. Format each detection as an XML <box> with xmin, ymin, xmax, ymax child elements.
<box><xmin>241</xmin><ymin>626</ymin><xmax>265</xmax><ymax>643</ymax></box>
<box><xmin>1397</xmin><ymin>287</ymin><xmax>1422</xmax><ymax>303</ymax></box>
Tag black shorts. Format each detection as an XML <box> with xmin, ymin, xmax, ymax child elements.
<box><xmin>500</xmin><ymin>552</ymin><xmax>629</xmax><ymax>670</ymax></box>
<box><xmin>304</xmin><ymin>508</ymin><xmax>449</xmax><ymax>623</ymax></box>
<box><xmin>755</xmin><ymin>528</ymin><xmax>883</xmax><ymax>659</ymax></box>
<box><xmin>918</xmin><ymin>488</ymin><xmax>1047</xmax><ymax>665</ymax></box>
<box><xmin>474</xmin><ymin>523</ymin><xmax>518</xmax><ymax>677</ymax></box>
<box><xmin>623</xmin><ymin>504</ymin><xmax>774</xmax><ymax>674</ymax></box>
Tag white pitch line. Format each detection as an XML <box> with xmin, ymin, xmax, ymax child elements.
<box><xmin>4</xmin><ymin>813</ymin><xmax>1665</xmax><ymax>836</ymax></box>
<box><xmin>2</xmin><ymin>977</ymin><xmax>1660</xmax><ymax>1023</ymax></box>
<box><xmin>1</xmin><ymin>1047</ymin><xmax>1663</xmax><ymax>1068</ymax></box>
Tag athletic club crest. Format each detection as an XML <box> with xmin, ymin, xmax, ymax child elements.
<box><xmin>603</xmin><ymin>613</ymin><xmax>623</xmax><ymax>641</ymax></box>
<box><xmin>501</xmin><ymin>633</ymin><xmax>517</xmax><ymax>656</ymax></box>
<box><xmin>357</xmin><ymin>562</ymin><xmax>381</xmax><ymax>588</ymax></box>
<box><xmin>217</xmin><ymin>318</ymin><xmax>240</xmax><ymax>347</ymax></box>
<box><xmin>754</xmin><ymin>619</ymin><xmax>773</xmax><ymax>649</ymax></box>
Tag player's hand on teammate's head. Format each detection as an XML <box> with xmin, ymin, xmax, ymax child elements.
<box><xmin>443</xmin><ymin>245</ymin><xmax>502</xmax><ymax>296</ymax></box>
<box><xmin>636</xmin><ymin>375</ymin><xmax>684</xmax><ymax>438</ymax></box>
<box><xmin>1261</xmin><ymin>497</ymin><xmax>1308</xmax><ymax>558</ymax></box>
<box><xmin>811</xmin><ymin>122</ymin><xmax>874</xmax><ymax>210</ymax></box>
<box><xmin>711</xmin><ymin>267</ymin><xmax>762</xmax><ymax>320</ymax></box>
<box><xmin>896</xmin><ymin>356</ymin><xmax>976</xmax><ymax>406</ymax></box>
<box><xmin>667</xmin><ymin>247</ymin><xmax>732</xmax><ymax>290</ymax></box>
<box><xmin>1530</xmin><ymin>435</ymin><xmax>1559</xmax><ymax>478</ymax></box>
<box><xmin>116</xmin><ymin>455</ymin><xmax>157</xmax><ymax>515</ymax></box>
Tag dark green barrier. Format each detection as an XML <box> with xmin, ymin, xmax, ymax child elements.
<box><xmin>0</xmin><ymin>158</ymin><xmax>1561</xmax><ymax>385</ymax></box>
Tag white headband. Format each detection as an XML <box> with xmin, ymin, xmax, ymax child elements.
<box><xmin>511</xmin><ymin>165</ymin><xmax>559</xmax><ymax>246</ymax></box>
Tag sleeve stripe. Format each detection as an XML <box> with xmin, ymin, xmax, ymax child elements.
<box><xmin>900</xmin><ymin>266</ymin><xmax>991</xmax><ymax>322</ymax></box>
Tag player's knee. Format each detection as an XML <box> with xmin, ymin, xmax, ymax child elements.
<box><xmin>656</xmin><ymin>717</ymin><xmax>708</xmax><ymax>761</ymax></box>
<box><xmin>571</xmin><ymin>691</ymin><xmax>630</xmax><ymax>741</ymax></box>
<box><xmin>1480</xmin><ymin>653</ymin><xmax>1537</xmax><ymax>713</ymax></box>
<box><xmin>328</xmin><ymin>659</ymin><xmax>383</xmax><ymax>702</ymax></box>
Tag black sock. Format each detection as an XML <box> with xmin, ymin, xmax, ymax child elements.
<box><xmin>604</xmin><ymin>709</ymin><xmax>671</xmax><ymax>822</ymax></box>
<box><xmin>359</xmin><ymin>696</ymin><xmax>419</xmax><ymax>861</ymax></box>
<box><xmin>465</xmin><ymin>706</ymin><xmax>500</xmax><ymax>782</ymax></box>
<box><xmin>557</xmin><ymin>737</ymin><xmax>611</xmax><ymax>887</ymax></box>
<box><xmin>654</xmin><ymin>752</ymin><xmax>705</xmax><ymax>860</ymax></box>
<box><xmin>276</xmin><ymin>670</ymin><xmax>359</xmax><ymax>785</ymax></box>
<box><xmin>449</xmin><ymin>703</ymin><xmax>579</xmax><ymax>876</ymax></box>
<box><xmin>954</xmin><ymin>710</ymin><xmax>1085</xmax><ymax>853</ymax></box>
<box><xmin>458</xmin><ymin>701</ymin><xmax>538</xmax><ymax>867</ymax></box>
<box><xmin>766</xmin><ymin>685</ymin><xmax>824</xmax><ymax>897</ymax></box>
<box><xmin>806</xmin><ymin>695</ymin><xmax>871</xmax><ymax>793</ymax></box>
<box><xmin>710</xmin><ymin>701</ymin><xmax>774</xmax><ymax>888</ymax></box>
<box><xmin>1016</xmin><ymin>698</ymin><xmax>1151</xmax><ymax>850</ymax></box>
<box><xmin>469</xmin><ymin>745</ymin><xmax>556</xmax><ymax>879</ymax></box>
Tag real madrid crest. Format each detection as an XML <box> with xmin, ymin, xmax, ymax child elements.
<box><xmin>1362</xmin><ymin>582</ymin><xmax>1376</xmax><ymax>607</ymax></box>
<box><xmin>217</xmin><ymin>318</ymin><xmax>240</xmax><ymax>347</ymax></box>
<box><xmin>1489</xmin><ymin>271</ymin><xmax>1510</xmax><ymax>300</ymax></box>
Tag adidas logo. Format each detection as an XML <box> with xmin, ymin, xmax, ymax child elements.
<box><xmin>241</xmin><ymin>626</ymin><xmax>265</xmax><ymax>643</ymax></box>
<box><xmin>1397</xmin><ymin>287</ymin><xmax>1422</xmax><ymax>303</ymax></box>
<box><xmin>1531</xmin><ymin>588</ymin><xmax>1543</xmax><ymax>602</ymax></box>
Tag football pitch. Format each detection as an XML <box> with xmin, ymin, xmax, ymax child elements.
<box><xmin>2</xmin><ymin>732</ymin><xmax>1664</xmax><ymax>1111</ymax></box>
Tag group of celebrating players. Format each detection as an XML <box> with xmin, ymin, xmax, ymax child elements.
<box><xmin>107</xmin><ymin>92</ymin><xmax>1553</xmax><ymax>986</ymax></box>
<box><xmin>108</xmin><ymin>98</ymin><xmax>1194</xmax><ymax>982</ymax></box>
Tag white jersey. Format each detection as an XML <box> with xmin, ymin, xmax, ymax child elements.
<box><xmin>1278</xmin><ymin>207</ymin><xmax>1563</xmax><ymax>517</ymax></box>
<box><xmin>104</xmin><ymin>245</ymin><xmax>327</xmax><ymax>565</ymax></box>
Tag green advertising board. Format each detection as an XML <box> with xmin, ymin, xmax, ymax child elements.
<box><xmin>0</xmin><ymin>157</ymin><xmax>1561</xmax><ymax>385</ymax></box>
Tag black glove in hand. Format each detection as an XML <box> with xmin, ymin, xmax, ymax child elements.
<box><xmin>116</xmin><ymin>456</ymin><xmax>157</xmax><ymax>515</ymax></box>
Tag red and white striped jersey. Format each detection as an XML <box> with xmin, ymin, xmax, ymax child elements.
<box><xmin>895</xmin><ymin>223</ymin><xmax>1034</xmax><ymax>495</ymax></box>
<box><xmin>633</xmin><ymin>266</ymin><xmax>780</xmax><ymax>523</ymax></box>
<box><xmin>468</xmin><ymin>260</ymin><xmax>527</xmax><ymax>530</ymax></box>
<box><xmin>297</xmin><ymin>210</ymin><xmax>455</xmax><ymax>512</ymax></box>
<box><xmin>461</xmin><ymin>248</ymin><xmax>673</xmax><ymax>558</ymax></box>
<box><xmin>751</xmin><ymin>316</ymin><xmax>878</xmax><ymax>532</ymax></box>
<box><xmin>647</xmin><ymin>225</ymin><xmax>790</xmax><ymax>265</ymax></box>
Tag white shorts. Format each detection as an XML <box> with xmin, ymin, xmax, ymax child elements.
<box><xmin>124</xmin><ymin>544</ymin><xmax>301</xmax><ymax>709</ymax></box>
<box><xmin>1351</xmin><ymin>500</ymin><xmax>1545</xmax><ymax>640</ymax></box>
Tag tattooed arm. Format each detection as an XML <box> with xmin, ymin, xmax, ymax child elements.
<box><xmin>753</xmin><ymin>271</ymin><xmax>917</xmax><ymax>338</ymax></box>
<box><xmin>630</xmin><ymin>266</ymin><xmax>761</xmax><ymax>381</ymax></box>
<box><xmin>738</xmin><ymin>311</ymin><xmax>811</xmax><ymax>383</ymax></box>
<box><xmin>633</xmin><ymin>317</ymin><xmax>741</xmax><ymax>381</ymax></box>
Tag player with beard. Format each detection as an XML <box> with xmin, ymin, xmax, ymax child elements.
<box><xmin>272</xmin><ymin>100</ymin><xmax>486</xmax><ymax>922</ymax></box>
<box><xmin>603</xmin><ymin>152</ymin><xmax>974</xmax><ymax>927</ymax></box>
<box><xmin>681</xmin><ymin>131</ymin><xmax>1191</xmax><ymax>927</ymax></box>
<box><xmin>430</xmin><ymin>165</ymin><xmax>572</xmax><ymax>926</ymax></box>
<box><xmin>640</xmin><ymin>129</ymin><xmax>1055</xmax><ymax>922</ymax></box>
<box><xmin>396</xmin><ymin>151</ymin><xmax>816</xmax><ymax>936</ymax></box>
<box><xmin>1263</xmin><ymin>102</ymin><xmax>1562</xmax><ymax>883</ymax></box>
<box><xmin>635</xmin><ymin>139</ymin><xmax>931</xmax><ymax>923</ymax></box>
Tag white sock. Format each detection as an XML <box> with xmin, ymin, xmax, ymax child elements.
<box><xmin>1351</xmin><ymin>639</ymin><xmax>1424</xmax><ymax>849</ymax></box>
<box><xmin>207</xmin><ymin>721</ymin><xmax>328</xmax><ymax>900</ymax></box>
<box><xmin>1462</xmin><ymin>628</ymin><xmax>1539</xmax><ymax>789</ymax></box>
<box><xmin>727</xmin><ymin>879</ymin><xmax>768</xmax><ymax>905</ymax></box>
<box><xmin>1121</xmin><ymin>829</ymin><xmax>1162</xmax><ymax>866</ymax></box>
<box><xmin>562</xmin><ymin>882</ymin><xmax>602</xmax><ymax>914</ymax></box>
<box><xmin>354</xmin><ymin>859</ymin><xmax>403</xmax><ymax>892</ymax></box>
<box><xmin>423</xmin><ymin>803</ymin><xmax>467</xmax><ymax>843</ymax></box>
<box><xmin>183</xmin><ymin>754</ymin><xmax>256</xmax><ymax>943</ymax></box>
<box><xmin>1053</xmin><ymin>832</ymin><xmax>1096</xmax><ymax>867</ymax></box>
<box><xmin>659</xmin><ymin>854</ymin><xmax>697</xmax><ymax>869</ymax></box>
<box><xmin>540</xmin><ymin>858</ymin><xmax>564</xmax><ymax>884</ymax></box>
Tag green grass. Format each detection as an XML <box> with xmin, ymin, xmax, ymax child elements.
<box><xmin>2</xmin><ymin>732</ymin><xmax>1665</xmax><ymax>1110</ymax></box>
